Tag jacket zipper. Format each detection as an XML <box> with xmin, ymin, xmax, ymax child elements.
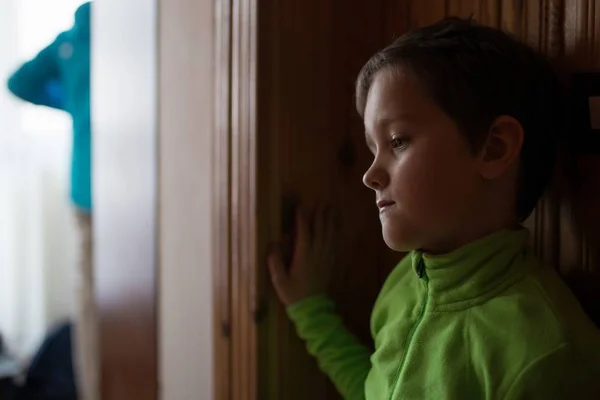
<box><xmin>387</xmin><ymin>257</ymin><xmax>430</xmax><ymax>400</ymax></box>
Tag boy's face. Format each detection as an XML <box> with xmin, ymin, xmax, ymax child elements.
<box><xmin>363</xmin><ymin>68</ymin><xmax>484</xmax><ymax>253</ymax></box>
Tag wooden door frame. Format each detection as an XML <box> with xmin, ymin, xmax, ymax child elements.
<box><xmin>213</xmin><ymin>0</ymin><xmax>262</xmax><ymax>399</ymax></box>
<box><xmin>213</xmin><ymin>0</ymin><xmax>233</xmax><ymax>397</ymax></box>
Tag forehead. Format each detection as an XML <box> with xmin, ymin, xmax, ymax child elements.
<box><xmin>363</xmin><ymin>68</ymin><xmax>433</xmax><ymax>130</ymax></box>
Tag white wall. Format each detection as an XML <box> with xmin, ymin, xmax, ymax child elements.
<box><xmin>158</xmin><ymin>0</ymin><xmax>214</xmax><ymax>398</ymax></box>
<box><xmin>0</xmin><ymin>0</ymin><xmax>78</xmax><ymax>360</ymax></box>
<box><xmin>93</xmin><ymin>0</ymin><xmax>157</xmax><ymax>312</ymax></box>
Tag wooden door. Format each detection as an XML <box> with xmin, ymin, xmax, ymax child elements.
<box><xmin>214</xmin><ymin>1</ymin><xmax>600</xmax><ymax>399</ymax></box>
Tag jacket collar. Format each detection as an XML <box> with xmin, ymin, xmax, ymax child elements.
<box><xmin>410</xmin><ymin>229</ymin><xmax>533</xmax><ymax>309</ymax></box>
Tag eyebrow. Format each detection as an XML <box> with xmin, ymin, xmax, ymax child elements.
<box><xmin>374</xmin><ymin>114</ymin><xmax>417</xmax><ymax>127</ymax></box>
<box><xmin>364</xmin><ymin>113</ymin><xmax>417</xmax><ymax>139</ymax></box>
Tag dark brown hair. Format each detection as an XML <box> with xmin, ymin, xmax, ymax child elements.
<box><xmin>356</xmin><ymin>17</ymin><xmax>562</xmax><ymax>221</ymax></box>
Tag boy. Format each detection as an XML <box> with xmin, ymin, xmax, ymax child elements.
<box><xmin>7</xmin><ymin>3</ymin><xmax>97</xmax><ymax>400</ymax></box>
<box><xmin>268</xmin><ymin>17</ymin><xmax>600</xmax><ymax>399</ymax></box>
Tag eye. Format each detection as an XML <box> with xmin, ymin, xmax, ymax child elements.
<box><xmin>390</xmin><ymin>136</ymin><xmax>407</xmax><ymax>150</ymax></box>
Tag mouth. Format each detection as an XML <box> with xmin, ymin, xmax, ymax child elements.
<box><xmin>376</xmin><ymin>200</ymin><xmax>395</xmax><ymax>213</ymax></box>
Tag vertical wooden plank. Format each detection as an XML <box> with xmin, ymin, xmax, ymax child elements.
<box><xmin>501</xmin><ymin>0</ymin><xmax>524</xmax><ymax>36</ymax></box>
<box><xmin>232</xmin><ymin>0</ymin><xmax>261</xmax><ymax>396</ymax></box>
<box><xmin>231</xmin><ymin>0</ymin><xmax>250</xmax><ymax>397</ymax></box>
<box><xmin>255</xmin><ymin>0</ymin><xmax>284</xmax><ymax>394</ymax></box>
<box><xmin>244</xmin><ymin>0</ymin><xmax>259</xmax><ymax>396</ymax></box>
<box><xmin>565</xmin><ymin>0</ymin><xmax>591</xmax><ymax>67</ymax></box>
<box><xmin>447</xmin><ymin>0</ymin><xmax>478</xmax><ymax>18</ymax></box>
<box><xmin>384</xmin><ymin>0</ymin><xmax>411</xmax><ymax>40</ymax></box>
<box><xmin>547</xmin><ymin>0</ymin><xmax>565</xmax><ymax>58</ymax></box>
<box><xmin>477</xmin><ymin>0</ymin><xmax>502</xmax><ymax>27</ymax></box>
<box><xmin>214</xmin><ymin>0</ymin><xmax>233</xmax><ymax>398</ymax></box>
<box><xmin>558</xmin><ymin>0</ymin><xmax>587</xmax><ymax>276</ymax></box>
<box><xmin>238</xmin><ymin>0</ymin><xmax>248</xmax><ymax>395</ymax></box>
<box><xmin>523</xmin><ymin>0</ymin><xmax>542</xmax><ymax>48</ymax></box>
<box><xmin>230</xmin><ymin>0</ymin><xmax>241</xmax><ymax>393</ymax></box>
<box><xmin>409</xmin><ymin>0</ymin><xmax>448</xmax><ymax>26</ymax></box>
<box><xmin>594</xmin><ymin>0</ymin><xmax>600</xmax><ymax>65</ymax></box>
<box><xmin>561</xmin><ymin>0</ymin><xmax>587</xmax><ymax>277</ymax></box>
<box><xmin>537</xmin><ymin>0</ymin><xmax>563</xmax><ymax>267</ymax></box>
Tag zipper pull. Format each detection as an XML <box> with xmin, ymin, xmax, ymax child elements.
<box><xmin>416</xmin><ymin>258</ymin><xmax>426</xmax><ymax>279</ymax></box>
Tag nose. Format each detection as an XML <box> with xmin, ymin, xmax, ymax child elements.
<box><xmin>362</xmin><ymin>160</ymin><xmax>389</xmax><ymax>190</ymax></box>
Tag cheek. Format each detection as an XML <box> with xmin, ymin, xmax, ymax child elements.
<box><xmin>391</xmin><ymin>141</ymin><xmax>477</xmax><ymax>215</ymax></box>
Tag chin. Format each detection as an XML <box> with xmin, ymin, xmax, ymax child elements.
<box><xmin>381</xmin><ymin>226</ymin><xmax>419</xmax><ymax>252</ymax></box>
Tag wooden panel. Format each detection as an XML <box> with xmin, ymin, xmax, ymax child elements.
<box><xmin>214</xmin><ymin>0</ymin><xmax>233</xmax><ymax>398</ymax></box>
<box><xmin>409</xmin><ymin>0</ymin><xmax>447</xmax><ymax>26</ymax></box>
<box><xmin>476</xmin><ymin>0</ymin><xmax>502</xmax><ymax>27</ymax></box>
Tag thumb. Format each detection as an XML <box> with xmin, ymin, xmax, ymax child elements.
<box><xmin>267</xmin><ymin>247</ymin><xmax>289</xmax><ymax>295</ymax></box>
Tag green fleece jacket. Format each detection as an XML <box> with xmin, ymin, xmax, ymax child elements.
<box><xmin>287</xmin><ymin>229</ymin><xmax>600</xmax><ymax>399</ymax></box>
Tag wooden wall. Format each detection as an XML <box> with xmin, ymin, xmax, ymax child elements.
<box><xmin>215</xmin><ymin>1</ymin><xmax>600</xmax><ymax>399</ymax></box>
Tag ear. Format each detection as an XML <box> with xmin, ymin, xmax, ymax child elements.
<box><xmin>479</xmin><ymin>115</ymin><xmax>524</xmax><ymax>180</ymax></box>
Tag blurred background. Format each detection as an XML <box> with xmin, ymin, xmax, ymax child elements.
<box><xmin>0</xmin><ymin>0</ymin><xmax>214</xmax><ymax>398</ymax></box>
<box><xmin>0</xmin><ymin>0</ymin><xmax>83</xmax><ymax>362</ymax></box>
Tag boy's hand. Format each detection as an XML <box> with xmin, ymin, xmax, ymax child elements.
<box><xmin>268</xmin><ymin>206</ymin><xmax>336</xmax><ymax>306</ymax></box>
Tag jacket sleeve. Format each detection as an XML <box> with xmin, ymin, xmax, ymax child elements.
<box><xmin>504</xmin><ymin>342</ymin><xmax>600</xmax><ymax>399</ymax></box>
<box><xmin>287</xmin><ymin>294</ymin><xmax>371</xmax><ymax>400</ymax></box>
<box><xmin>7</xmin><ymin>35</ymin><xmax>65</xmax><ymax>110</ymax></box>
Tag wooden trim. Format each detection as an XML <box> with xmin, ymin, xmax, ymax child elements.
<box><xmin>231</xmin><ymin>0</ymin><xmax>259</xmax><ymax>398</ymax></box>
<box><xmin>214</xmin><ymin>0</ymin><xmax>259</xmax><ymax>398</ymax></box>
<box><xmin>547</xmin><ymin>0</ymin><xmax>565</xmax><ymax>58</ymax></box>
<box><xmin>214</xmin><ymin>0</ymin><xmax>233</xmax><ymax>398</ymax></box>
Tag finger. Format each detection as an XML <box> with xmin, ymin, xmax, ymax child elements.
<box><xmin>292</xmin><ymin>207</ymin><xmax>309</xmax><ymax>266</ymax></box>
<box><xmin>267</xmin><ymin>248</ymin><xmax>288</xmax><ymax>292</ymax></box>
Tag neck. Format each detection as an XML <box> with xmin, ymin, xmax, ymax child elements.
<box><xmin>423</xmin><ymin>208</ymin><xmax>518</xmax><ymax>255</ymax></box>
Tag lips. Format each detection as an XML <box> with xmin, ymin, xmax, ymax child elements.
<box><xmin>377</xmin><ymin>199</ymin><xmax>395</xmax><ymax>212</ymax></box>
